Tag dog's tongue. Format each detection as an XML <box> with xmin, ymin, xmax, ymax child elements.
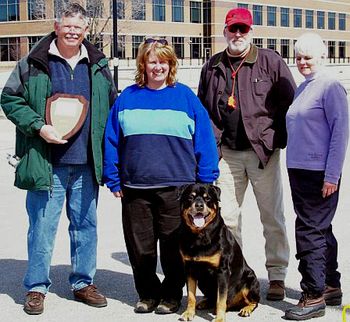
<box><xmin>193</xmin><ymin>214</ymin><xmax>205</xmax><ymax>227</ymax></box>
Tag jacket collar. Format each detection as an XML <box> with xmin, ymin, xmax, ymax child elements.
<box><xmin>28</xmin><ymin>31</ymin><xmax>106</xmax><ymax>71</ymax></box>
<box><xmin>212</xmin><ymin>44</ymin><xmax>258</xmax><ymax>69</ymax></box>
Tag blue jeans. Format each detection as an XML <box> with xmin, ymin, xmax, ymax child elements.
<box><xmin>24</xmin><ymin>164</ymin><xmax>99</xmax><ymax>294</ymax></box>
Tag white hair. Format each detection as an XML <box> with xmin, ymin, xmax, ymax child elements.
<box><xmin>294</xmin><ymin>33</ymin><xmax>328</xmax><ymax>59</ymax></box>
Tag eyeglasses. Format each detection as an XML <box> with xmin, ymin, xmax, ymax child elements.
<box><xmin>227</xmin><ymin>24</ymin><xmax>251</xmax><ymax>34</ymax></box>
<box><xmin>144</xmin><ymin>38</ymin><xmax>168</xmax><ymax>46</ymax></box>
<box><xmin>61</xmin><ymin>25</ymin><xmax>85</xmax><ymax>33</ymax></box>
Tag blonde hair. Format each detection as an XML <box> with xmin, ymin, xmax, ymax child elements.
<box><xmin>135</xmin><ymin>39</ymin><xmax>178</xmax><ymax>87</ymax></box>
<box><xmin>294</xmin><ymin>33</ymin><xmax>328</xmax><ymax>59</ymax></box>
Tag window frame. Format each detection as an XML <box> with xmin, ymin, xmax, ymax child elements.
<box><xmin>190</xmin><ymin>1</ymin><xmax>202</xmax><ymax>23</ymax></box>
<box><xmin>153</xmin><ymin>0</ymin><xmax>166</xmax><ymax>22</ymax></box>
<box><xmin>172</xmin><ymin>0</ymin><xmax>184</xmax><ymax>22</ymax></box>
<box><xmin>280</xmin><ymin>7</ymin><xmax>289</xmax><ymax>27</ymax></box>
<box><xmin>293</xmin><ymin>8</ymin><xmax>302</xmax><ymax>28</ymax></box>
<box><xmin>267</xmin><ymin>6</ymin><xmax>276</xmax><ymax>27</ymax></box>
<box><xmin>253</xmin><ymin>5</ymin><xmax>263</xmax><ymax>25</ymax></box>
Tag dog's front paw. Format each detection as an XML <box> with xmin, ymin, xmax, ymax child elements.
<box><xmin>238</xmin><ymin>303</ymin><xmax>257</xmax><ymax>317</ymax></box>
<box><xmin>179</xmin><ymin>310</ymin><xmax>195</xmax><ymax>321</ymax></box>
<box><xmin>238</xmin><ymin>308</ymin><xmax>251</xmax><ymax>317</ymax></box>
<box><xmin>211</xmin><ymin>317</ymin><xmax>225</xmax><ymax>322</ymax></box>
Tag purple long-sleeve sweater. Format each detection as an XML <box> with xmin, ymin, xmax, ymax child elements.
<box><xmin>286</xmin><ymin>70</ymin><xmax>349</xmax><ymax>184</ymax></box>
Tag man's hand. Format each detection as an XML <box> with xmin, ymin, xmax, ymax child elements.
<box><xmin>322</xmin><ymin>181</ymin><xmax>338</xmax><ymax>198</ymax></box>
<box><xmin>113</xmin><ymin>191</ymin><xmax>123</xmax><ymax>198</ymax></box>
<box><xmin>39</xmin><ymin>125</ymin><xmax>68</xmax><ymax>144</ymax></box>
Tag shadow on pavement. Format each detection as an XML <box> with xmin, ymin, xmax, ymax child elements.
<box><xmin>112</xmin><ymin>251</ymin><xmax>164</xmax><ymax>275</ymax></box>
<box><xmin>0</xmin><ymin>258</ymin><xmax>137</xmax><ymax>307</ymax></box>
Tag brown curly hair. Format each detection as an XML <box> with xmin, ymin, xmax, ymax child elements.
<box><xmin>135</xmin><ymin>39</ymin><xmax>178</xmax><ymax>87</ymax></box>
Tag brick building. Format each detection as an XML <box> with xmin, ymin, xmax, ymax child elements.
<box><xmin>0</xmin><ymin>0</ymin><xmax>349</xmax><ymax>66</ymax></box>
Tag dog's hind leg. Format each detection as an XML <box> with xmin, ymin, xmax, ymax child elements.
<box><xmin>180</xmin><ymin>276</ymin><xmax>197</xmax><ymax>321</ymax></box>
<box><xmin>196</xmin><ymin>297</ymin><xmax>215</xmax><ymax>310</ymax></box>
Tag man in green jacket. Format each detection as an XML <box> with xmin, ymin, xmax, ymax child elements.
<box><xmin>0</xmin><ymin>3</ymin><xmax>117</xmax><ymax>315</ymax></box>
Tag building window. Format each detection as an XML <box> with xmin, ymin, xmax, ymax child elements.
<box><xmin>132</xmin><ymin>35</ymin><xmax>144</xmax><ymax>59</ymax></box>
<box><xmin>132</xmin><ymin>0</ymin><xmax>145</xmax><ymax>20</ymax></box>
<box><xmin>87</xmin><ymin>34</ymin><xmax>104</xmax><ymax>51</ymax></box>
<box><xmin>54</xmin><ymin>0</ymin><xmax>70</xmax><ymax>18</ymax></box>
<box><xmin>190</xmin><ymin>1</ymin><xmax>201</xmax><ymax>23</ymax></box>
<box><xmin>253</xmin><ymin>38</ymin><xmax>263</xmax><ymax>48</ymax></box>
<box><xmin>87</xmin><ymin>0</ymin><xmax>103</xmax><ymax>18</ymax></box>
<box><xmin>305</xmin><ymin>10</ymin><xmax>313</xmax><ymax>29</ymax></box>
<box><xmin>294</xmin><ymin>9</ymin><xmax>302</xmax><ymax>28</ymax></box>
<box><xmin>253</xmin><ymin>5</ymin><xmax>263</xmax><ymax>25</ymax></box>
<box><xmin>339</xmin><ymin>41</ymin><xmax>346</xmax><ymax>58</ymax></box>
<box><xmin>328</xmin><ymin>12</ymin><xmax>336</xmax><ymax>30</ymax></box>
<box><xmin>317</xmin><ymin>11</ymin><xmax>325</xmax><ymax>29</ymax></box>
<box><xmin>172</xmin><ymin>0</ymin><xmax>183</xmax><ymax>22</ymax></box>
<box><xmin>339</xmin><ymin>13</ymin><xmax>346</xmax><ymax>31</ymax></box>
<box><xmin>153</xmin><ymin>0</ymin><xmax>165</xmax><ymax>21</ymax></box>
<box><xmin>172</xmin><ymin>36</ymin><xmax>184</xmax><ymax>59</ymax></box>
<box><xmin>267</xmin><ymin>6</ymin><xmax>276</xmax><ymax>26</ymax></box>
<box><xmin>280</xmin><ymin>8</ymin><xmax>289</xmax><ymax>27</ymax></box>
<box><xmin>328</xmin><ymin>40</ymin><xmax>335</xmax><ymax>58</ymax></box>
<box><xmin>28</xmin><ymin>36</ymin><xmax>43</xmax><ymax>51</ymax></box>
<box><xmin>237</xmin><ymin>3</ymin><xmax>248</xmax><ymax>9</ymax></box>
<box><xmin>111</xmin><ymin>35</ymin><xmax>125</xmax><ymax>59</ymax></box>
<box><xmin>0</xmin><ymin>37</ymin><xmax>20</xmax><ymax>61</ymax></box>
<box><xmin>280</xmin><ymin>39</ymin><xmax>290</xmax><ymax>58</ymax></box>
<box><xmin>28</xmin><ymin>0</ymin><xmax>45</xmax><ymax>20</ymax></box>
<box><xmin>267</xmin><ymin>38</ymin><xmax>277</xmax><ymax>51</ymax></box>
<box><xmin>111</xmin><ymin>0</ymin><xmax>125</xmax><ymax>20</ymax></box>
<box><xmin>0</xmin><ymin>0</ymin><xmax>20</xmax><ymax>22</ymax></box>
<box><xmin>190</xmin><ymin>37</ymin><xmax>202</xmax><ymax>59</ymax></box>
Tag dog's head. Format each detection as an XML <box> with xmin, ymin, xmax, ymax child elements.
<box><xmin>179</xmin><ymin>183</ymin><xmax>221</xmax><ymax>233</ymax></box>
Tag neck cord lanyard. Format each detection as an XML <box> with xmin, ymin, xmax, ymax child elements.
<box><xmin>227</xmin><ymin>52</ymin><xmax>248</xmax><ymax>109</ymax></box>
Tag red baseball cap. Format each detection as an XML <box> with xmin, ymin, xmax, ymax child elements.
<box><xmin>225</xmin><ymin>8</ymin><xmax>253</xmax><ymax>27</ymax></box>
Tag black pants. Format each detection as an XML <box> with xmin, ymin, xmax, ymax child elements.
<box><xmin>121</xmin><ymin>186</ymin><xmax>185</xmax><ymax>302</ymax></box>
<box><xmin>288</xmin><ymin>169</ymin><xmax>341</xmax><ymax>296</ymax></box>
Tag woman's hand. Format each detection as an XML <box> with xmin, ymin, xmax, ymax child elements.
<box><xmin>113</xmin><ymin>191</ymin><xmax>123</xmax><ymax>198</ymax></box>
<box><xmin>322</xmin><ymin>181</ymin><xmax>337</xmax><ymax>198</ymax></box>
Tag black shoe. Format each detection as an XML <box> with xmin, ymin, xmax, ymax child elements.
<box><xmin>155</xmin><ymin>299</ymin><xmax>181</xmax><ymax>314</ymax></box>
<box><xmin>324</xmin><ymin>285</ymin><xmax>342</xmax><ymax>306</ymax></box>
<box><xmin>285</xmin><ymin>293</ymin><xmax>326</xmax><ymax>320</ymax></box>
<box><xmin>134</xmin><ymin>299</ymin><xmax>159</xmax><ymax>313</ymax></box>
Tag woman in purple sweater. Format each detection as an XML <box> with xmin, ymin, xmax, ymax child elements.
<box><xmin>285</xmin><ymin>33</ymin><xmax>349</xmax><ymax>321</ymax></box>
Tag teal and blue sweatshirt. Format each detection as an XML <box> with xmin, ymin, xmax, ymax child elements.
<box><xmin>103</xmin><ymin>83</ymin><xmax>219</xmax><ymax>192</ymax></box>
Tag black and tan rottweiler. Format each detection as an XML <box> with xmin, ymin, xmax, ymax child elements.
<box><xmin>178</xmin><ymin>183</ymin><xmax>260</xmax><ymax>322</ymax></box>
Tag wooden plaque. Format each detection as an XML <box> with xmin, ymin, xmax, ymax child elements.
<box><xmin>45</xmin><ymin>94</ymin><xmax>89</xmax><ymax>140</ymax></box>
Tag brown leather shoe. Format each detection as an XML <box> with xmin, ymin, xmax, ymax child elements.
<box><xmin>24</xmin><ymin>291</ymin><xmax>45</xmax><ymax>315</ymax></box>
<box><xmin>266</xmin><ymin>280</ymin><xmax>285</xmax><ymax>301</ymax></box>
<box><xmin>324</xmin><ymin>285</ymin><xmax>342</xmax><ymax>306</ymax></box>
<box><xmin>73</xmin><ymin>285</ymin><xmax>107</xmax><ymax>307</ymax></box>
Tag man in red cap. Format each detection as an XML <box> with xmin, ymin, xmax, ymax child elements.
<box><xmin>198</xmin><ymin>7</ymin><xmax>296</xmax><ymax>301</ymax></box>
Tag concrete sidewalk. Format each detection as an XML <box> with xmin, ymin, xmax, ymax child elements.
<box><xmin>0</xmin><ymin>117</ymin><xmax>349</xmax><ymax>322</ymax></box>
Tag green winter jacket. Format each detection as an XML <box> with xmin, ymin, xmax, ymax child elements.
<box><xmin>0</xmin><ymin>32</ymin><xmax>117</xmax><ymax>190</ymax></box>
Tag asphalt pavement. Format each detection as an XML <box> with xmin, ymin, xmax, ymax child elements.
<box><xmin>0</xmin><ymin>117</ymin><xmax>350</xmax><ymax>322</ymax></box>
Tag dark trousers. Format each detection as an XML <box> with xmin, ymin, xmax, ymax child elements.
<box><xmin>288</xmin><ymin>169</ymin><xmax>341</xmax><ymax>296</ymax></box>
<box><xmin>121</xmin><ymin>186</ymin><xmax>185</xmax><ymax>301</ymax></box>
